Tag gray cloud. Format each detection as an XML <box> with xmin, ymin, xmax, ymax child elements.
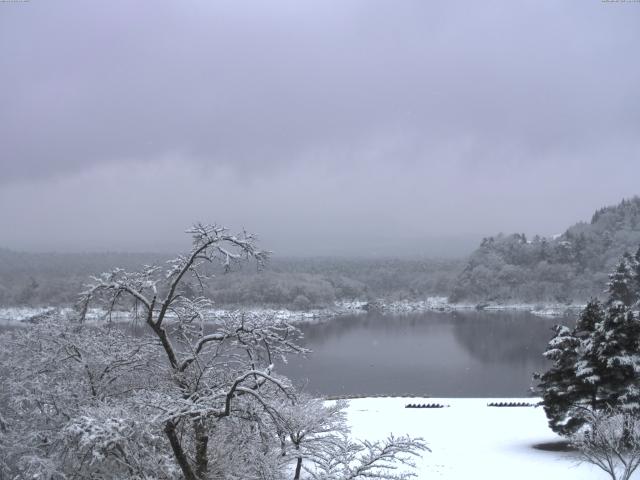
<box><xmin>1</xmin><ymin>0</ymin><xmax>639</xmax><ymax>255</ymax></box>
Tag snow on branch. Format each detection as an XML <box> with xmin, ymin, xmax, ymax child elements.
<box><xmin>78</xmin><ymin>223</ymin><xmax>269</xmax><ymax>327</ymax></box>
<box><xmin>305</xmin><ymin>433</ymin><xmax>429</xmax><ymax>480</ymax></box>
<box><xmin>573</xmin><ymin>408</ymin><xmax>640</xmax><ymax>480</ymax></box>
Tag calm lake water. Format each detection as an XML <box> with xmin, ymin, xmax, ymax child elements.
<box><xmin>279</xmin><ymin>311</ymin><xmax>572</xmax><ymax>398</ymax></box>
<box><xmin>0</xmin><ymin>310</ymin><xmax>573</xmax><ymax>397</ymax></box>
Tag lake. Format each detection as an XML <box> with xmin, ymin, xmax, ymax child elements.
<box><xmin>278</xmin><ymin>311</ymin><xmax>572</xmax><ymax>398</ymax></box>
<box><xmin>0</xmin><ymin>310</ymin><xmax>573</xmax><ymax>398</ymax></box>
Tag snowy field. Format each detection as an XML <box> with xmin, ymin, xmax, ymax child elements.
<box><xmin>345</xmin><ymin>397</ymin><xmax>617</xmax><ymax>479</ymax></box>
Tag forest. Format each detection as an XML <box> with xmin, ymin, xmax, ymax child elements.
<box><xmin>451</xmin><ymin>197</ymin><xmax>640</xmax><ymax>304</ymax></box>
<box><xmin>0</xmin><ymin>250</ymin><xmax>462</xmax><ymax>309</ymax></box>
<box><xmin>4</xmin><ymin>197</ymin><xmax>640</xmax><ymax>309</ymax></box>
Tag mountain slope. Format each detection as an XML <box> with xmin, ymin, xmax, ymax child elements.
<box><xmin>450</xmin><ymin>197</ymin><xmax>640</xmax><ymax>303</ymax></box>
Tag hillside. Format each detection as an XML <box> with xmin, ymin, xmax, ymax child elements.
<box><xmin>450</xmin><ymin>197</ymin><xmax>640</xmax><ymax>303</ymax></box>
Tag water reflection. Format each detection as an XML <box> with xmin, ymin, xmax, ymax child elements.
<box><xmin>280</xmin><ymin>311</ymin><xmax>575</xmax><ymax>397</ymax></box>
<box><xmin>450</xmin><ymin>311</ymin><xmax>572</xmax><ymax>365</ymax></box>
<box><xmin>0</xmin><ymin>311</ymin><xmax>575</xmax><ymax>398</ymax></box>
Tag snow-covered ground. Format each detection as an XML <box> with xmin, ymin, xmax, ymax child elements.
<box><xmin>344</xmin><ymin>397</ymin><xmax>612</xmax><ymax>479</ymax></box>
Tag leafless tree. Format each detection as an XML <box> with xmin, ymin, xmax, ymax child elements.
<box><xmin>277</xmin><ymin>395</ymin><xmax>349</xmax><ymax>479</ymax></box>
<box><xmin>0</xmin><ymin>317</ymin><xmax>171</xmax><ymax>479</ymax></box>
<box><xmin>0</xmin><ymin>223</ymin><xmax>428</xmax><ymax>480</ymax></box>
<box><xmin>306</xmin><ymin>433</ymin><xmax>428</xmax><ymax>480</ymax></box>
<box><xmin>77</xmin><ymin>224</ymin><xmax>306</xmax><ymax>480</ymax></box>
<box><xmin>572</xmin><ymin>408</ymin><xmax>640</xmax><ymax>480</ymax></box>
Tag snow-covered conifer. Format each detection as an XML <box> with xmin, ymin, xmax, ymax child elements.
<box><xmin>1</xmin><ymin>224</ymin><xmax>428</xmax><ymax>480</ymax></box>
<box><xmin>536</xmin><ymin>324</ymin><xmax>583</xmax><ymax>434</ymax></box>
<box><xmin>538</xmin><ymin>247</ymin><xmax>640</xmax><ymax>437</ymax></box>
<box><xmin>574</xmin><ymin>299</ymin><xmax>607</xmax><ymax>410</ymax></box>
<box><xmin>596</xmin><ymin>303</ymin><xmax>640</xmax><ymax>411</ymax></box>
<box><xmin>606</xmin><ymin>253</ymin><xmax>638</xmax><ymax>308</ymax></box>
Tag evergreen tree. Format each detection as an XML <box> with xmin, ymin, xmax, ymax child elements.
<box><xmin>606</xmin><ymin>253</ymin><xmax>638</xmax><ymax>308</ymax></box>
<box><xmin>574</xmin><ymin>300</ymin><xmax>606</xmax><ymax>410</ymax></box>
<box><xmin>573</xmin><ymin>233</ymin><xmax>588</xmax><ymax>273</ymax></box>
<box><xmin>538</xmin><ymin>247</ymin><xmax>640</xmax><ymax>436</ymax></box>
<box><xmin>596</xmin><ymin>303</ymin><xmax>640</xmax><ymax>411</ymax></box>
<box><xmin>536</xmin><ymin>325</ymin><xmax>584</xmax><ymax>435</ymax></box>
<box><xmin>633</xmin><ymin>246</ymin><xmax>640</xmax><ymax>301</ymax></box>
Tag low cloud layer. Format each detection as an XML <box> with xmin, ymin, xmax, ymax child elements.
<box><xmin>1</xmin><ymin>0</ymin><xmax>639</xmax><ymax>255</ymax></box>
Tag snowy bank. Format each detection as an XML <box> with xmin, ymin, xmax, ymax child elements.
<box><xmin>362</xmin><ymin>298</ymin><xmax>585</xmax><ymax>317</ymax></box>
<box><xmin>0</xmin><ymin>307</ymin><xmax>74</xmax><ymax>324</ymax></box>
<box><xmin>344</xmin><ymin>397</ymin><xmax>606</xmax><ymax>479</ymax></box>
<box><xmin>0</xmin><ymin>303</ymin><xmax>367</xmax><ymax>326</ymax></box>
<box><xmin>0</xmin><ymin>298</ymin><xmax>584</xmax><ymax>326</ymax></box>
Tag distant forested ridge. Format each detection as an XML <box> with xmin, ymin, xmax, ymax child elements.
<box><xmin>5</xmin><ymin>197</ymin><xmax>640</xmax><ymax>309</ymax></box>
<box><xmin>0</xmin><ymin>248</ymin><xmax>462</xmax><ymax>309</ymax></box>
<box><xmin>450</xmin><ymin>197</ymin><xmax>640</xmax><ymax>304</ymax></box>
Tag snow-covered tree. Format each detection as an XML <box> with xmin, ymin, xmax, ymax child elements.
<box><xmin>538</xmin><ymin>248</ymin><xmax>640</xmax><ymax>437</ymax></box>
<box><xmin>536</xmin><ymin>324</ymin><xmax>584</xmax><ymax>435</ymax></box>
<box><xmin>596</xmin><ymin>303</ymin><xmax>640</xmax><ymax>412</ymax></box>
<box><xmin>1</xmin><ymin>223</ymin><xmax>427</xmax><ymax>480</ymax></box>
<box><xmin>574</xmin><ymin>299</ymin><xmax>608</xmax><ymax>405</ymax></box>
<box><xmin>75</xmin><ymin>224</ymin><xmax>308</xmax><ymax>480</ymax></box>
<box><xmin>305</xmin><ymin>434</ymin><xmax>428</xmax><ymax>480</ymax></box>
<box><xmin>536</xmin><ymin>300</ymin><xmax>611</xmax><ymax>435</ymax></box>
<box><xmin>278</xmin><ymin>395</ymin><xmax>349</xmax><ymax>480</ymax></box>
<box><xmin>275</xmin><ymin>395</ymin><xmax>427</xmax><ymax>480</ymax></box>
<box><xmin>633</xmin><ymin>246</ymin><xmax>640</xmax><ymax>301</ymax></box>
<box><xmin>606</xmin><ymin>253</ymin><xmax>638</xmax><ymax>308</ymax></box>
<box><xmin>572</xmin><ymin>408</ymin><xmax>640</xmax><ymax>480</ymax></box>
<box><xmin>0</xmin><ymin>317</ymin><xmax>173</xmax><ymax>479</ymax></box>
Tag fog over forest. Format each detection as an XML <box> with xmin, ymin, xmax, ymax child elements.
<box><xmin>4</xmin><ymin>195</ymin><xmax>640</xmax><ymax>309</ymax></box>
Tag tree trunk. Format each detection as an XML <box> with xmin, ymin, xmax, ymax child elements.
<box><xmin>165</xmin><ymin>420</ymin><xmax>198</xmax><ymax>480</ymax></box>
<box><xmin>150</xmin><ymin>323</ymin><xmax>179</xmax><ymax>369</ymax></box>
<box><xmin>293</xmin><ymin>443</ymin><xmax>303</xmax><ymax>480</ymax></box>
<box><xmin>293</xmin><ymin>456</ymin><xmax>303</xmax><ymax>480</ymax></box>
<box><xmin>195</xmin><ymin>419</ymin><xmax>209</xmax><ymax>479</ymax></box>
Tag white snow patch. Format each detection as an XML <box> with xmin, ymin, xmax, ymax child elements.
<box><xmin>343</xmin><ymin>397</ymin><xmax>607</xmax><ymax>479</ymax></box>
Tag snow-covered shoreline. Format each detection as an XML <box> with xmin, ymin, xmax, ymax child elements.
<box><xmin>0</xmin><ymin>298</ymin><xmax>584</xmax><ymax>325</ymax></box>
<box><xmin>0</xmin><ymin>304</ymin><xmax>366</xmax><ymax>326</ymax></box>
<box><xmin>357</xmin><ymin>297</ymin><xmax>585</xmax><ymax>317</ymax></box>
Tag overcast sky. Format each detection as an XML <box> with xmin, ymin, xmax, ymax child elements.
<box><xmin>1</xmin><ymin>0</ymin><xmax>639</xmax><ymax>256</ymax></box>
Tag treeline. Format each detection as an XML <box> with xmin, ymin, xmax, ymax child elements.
<box><xmin>0</xmin><ymin>249</ymin><xmax>463</xmax><ymax>309</ymax></box>
<box><xmin>451</xmin><ymin>197</ymin><xmax>640</xmax><ymax>303</ymax></box>
<box><xmin>0</xmin><ymin>250</ymin><xmax>165</xmax><ymax>308</ymax></box>
<box><xmin>8</xmin><ymin>196</ymin><xmax>640</xmax><ymax>309</ymax></box>
<box><xmin>256</xmin><ymin>257</ymin><xmax>463</xmax><ymax>306</ymax></box>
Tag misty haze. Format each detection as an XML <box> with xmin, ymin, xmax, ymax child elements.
<box><xmin>2</xmin><ymin>1</ymin><xmax>640</xmax><ymax>480</ymax></box>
